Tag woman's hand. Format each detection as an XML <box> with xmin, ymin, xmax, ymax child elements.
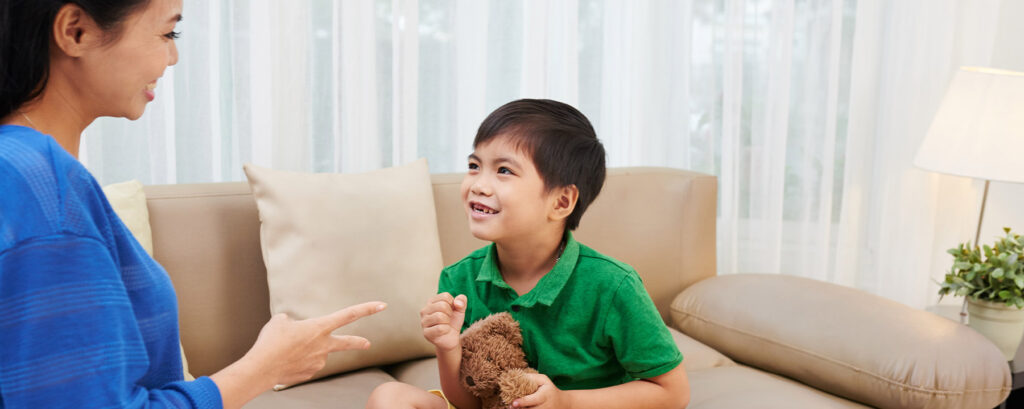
<box><xmin>247</xmin><ymin>301</ymin><xmax>387</xmax><ymax>386</ymax></box>
<box><xmin>211</xmin><ymin>301</ymin><xmax>387</xmax><ymax>409</ymax></box>
<box><xmin>420</xmin><ymin>292</ymin><xmax>467</xmax><ymax>353</ymax></box>
<box><xmin>512</xmin><ymin>373</ymin><xmax>570</xmax><ymax>408</ymax></box>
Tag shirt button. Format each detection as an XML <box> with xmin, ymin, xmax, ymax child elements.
<box><xmin>511</xmin><ymin>305</ymin><xmax>521</xmax><ymax>312</ymax></box>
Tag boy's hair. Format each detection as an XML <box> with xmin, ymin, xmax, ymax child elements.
<box><xmin>473</xmin><ymin>99</ymin><xmax>606</xmax><ymax>231</ymax></box>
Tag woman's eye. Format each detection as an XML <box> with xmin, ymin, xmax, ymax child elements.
<box><xmin>164</xmin><ymin>31</ymin><xmax>181</xmax><ymax>40</ymax></box>
<box><xmin>498</xmin><ymin>167</ymin><xmax>513</xmax><ymax>175</ymax></box>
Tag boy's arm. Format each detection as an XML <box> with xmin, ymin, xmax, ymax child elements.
<box><xmin>421</xmin><ymin>292</ymin><xmax>482</xmax><ymax>409</ymax></box>
<box><xmin>513</xmin><ymin>363</ymin><xmax>690</xmax><ymax>409</ymax></box>
<box><xmin>436</xmin><ymin>346</ymin><xmax>482</xmax><ymax>409</ymax></box>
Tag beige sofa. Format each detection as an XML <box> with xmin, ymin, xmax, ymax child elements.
<box><xmin>144</xmin><ymin>167</ymin><xmax>1012</xmax><ymax>409</ymax></box>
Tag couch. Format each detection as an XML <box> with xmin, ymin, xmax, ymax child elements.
<box><xmin>144</xmin><ymin>167</ymin><xmax>1012</xmax><ymax>408</ymax></box>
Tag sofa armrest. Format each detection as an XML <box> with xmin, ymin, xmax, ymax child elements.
<box><xmin>670</xmin><ymin>274</ymin><xmax>1011</xmax><ymax>409</ymax></box>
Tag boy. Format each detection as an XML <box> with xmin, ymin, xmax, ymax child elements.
<box><xmin>367</xmin><ymin>99</ymin><xmax>689</xmax><ymax>409</ymax></box>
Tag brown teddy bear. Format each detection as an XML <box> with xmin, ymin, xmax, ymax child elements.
<box><xmin>459</xmin><ymin>312</ymin><xmax>540</xmax><ymax>409</ymax></box>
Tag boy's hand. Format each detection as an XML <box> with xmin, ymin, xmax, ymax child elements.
<box><xmin>420</xmin><ymin>292</ymin><xmax>467</xmax><ymax>353</ymax></box>
<box><xmin>512</xmin><ymin>373</ymin><xmax>569</xmax><ymax>409</ymax></box>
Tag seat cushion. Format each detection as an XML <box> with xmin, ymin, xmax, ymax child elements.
<box><xmin>386</xmin><ymin>357</ymin><xmax>440</xmax><ymax>390</ymax></box>
<box><xmin>668</xmin><ymin>327</ymin><xmax>734</xmax><ymax>372</ymax></box>
<box><xmin>243</xmin><ymin>368</ymin><xmax>396</xmax><ymax>409</ymax></box>
<box><xmin>688</xmin><ymin>366</ymin><xmax>871</xmax><ymax>409</ymax></box>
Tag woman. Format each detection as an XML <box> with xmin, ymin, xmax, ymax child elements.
<box><xmin>0</xmin><ymin>1</ymin><xmax>385</xmax><ymax>408</ymax></box>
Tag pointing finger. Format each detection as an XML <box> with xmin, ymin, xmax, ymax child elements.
<box><xmin>318</xmin><ymin>301</ymin><xmax>387</xmax><ymax>330</ymax></box>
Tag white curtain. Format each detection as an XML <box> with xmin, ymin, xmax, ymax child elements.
<box><xmin>80</xmin><ymin>0</ymin><xmax>1013</xmax><ymax>308</ymax></box>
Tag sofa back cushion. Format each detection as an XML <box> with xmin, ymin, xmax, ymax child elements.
<box><xmin>147</xmin><ymin>167</ymin><xmax>717</xmax><ymax>376</ymax></box>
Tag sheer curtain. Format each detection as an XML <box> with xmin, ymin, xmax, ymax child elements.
<box><xmin>80</xmin><ymin>0</ymin><xmax>1011</xmax><ymax>308</ymax></box>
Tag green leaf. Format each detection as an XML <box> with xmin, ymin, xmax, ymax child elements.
<box><xmin>967</xmin><ymin>271</ymin><xmax>977</xmax><ymax>281</ymax></box>
<box><xmin>954</xmin><ymin>261</ymin><xmax>973</xmax><ymax>270</ymax></box>
<box><xmin>1000</xmin><ymin>290</ymin><xmax>1012</xmax><ymax>299</ymax></box>
<box><xmin>1016</xmin><ymin>277</ymin><xmax>1024</xmax><ymax>289</ymax></box>
<box><xmin>993</xmin><ymin>268</ymin><xmax>1005</xmax><ymax>279</ymax></box>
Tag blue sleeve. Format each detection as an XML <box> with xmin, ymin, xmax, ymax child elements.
<box><xmin>0</xmin><ymin>235</ymin><xmax>222</xmax><ymax>409</ymax></box>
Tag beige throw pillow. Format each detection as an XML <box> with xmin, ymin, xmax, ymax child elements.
<box><xmin>244</xmin><ymin>159</ymin><xmax>442</xmax><ymax>385</ymax></box>
<box><xmin>102</xmin><ymin>180</ymin><xmax>154</xmax><ymax>256</ymax></box>
<box><xmin>102</xmin><ymin>179</ymin><xmax>195</xmax><ymax>382</ymax></box>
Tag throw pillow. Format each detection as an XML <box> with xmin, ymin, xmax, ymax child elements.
<box><xmin>243</xmin><ymin>159</ymin><xmax>443</xmax><ymax>386</ymax></box>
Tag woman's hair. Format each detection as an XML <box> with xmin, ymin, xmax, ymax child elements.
<box><xmin>0</xmin><ymin>0</ymin><xmax>150</xmax><ymax>119</ymax></box>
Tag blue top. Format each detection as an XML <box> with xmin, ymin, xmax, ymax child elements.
<box><xmin>0</xmin><ymin>125</ymin><xmax>222</xmax><ymax>408</ymax></box>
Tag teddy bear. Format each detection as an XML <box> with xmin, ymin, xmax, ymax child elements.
<box><xmin>459</xmin><ymin>312</ymin><xmax>540</xmax><ymax>409</ymax></box>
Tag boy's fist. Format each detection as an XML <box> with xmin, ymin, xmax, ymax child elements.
<box><xmin>420</xmin><ymin>292</ymin><xmax>467</xmax><ymax>352</ymax></box>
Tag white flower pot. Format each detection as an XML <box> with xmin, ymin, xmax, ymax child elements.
<box><xmin>967</xmin><ymin>298</ymin><xmax>1024</xmax><ymax>360</ymax></box>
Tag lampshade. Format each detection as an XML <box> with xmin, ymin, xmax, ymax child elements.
<box><xmin>914</xmin><ymin>67</ymin><xmax>1024</xmax><ymax>184</ymax></box>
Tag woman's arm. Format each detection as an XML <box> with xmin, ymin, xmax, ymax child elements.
<box><xmin>0</xmin><ymin>236</ymin><xmax>222</xmax><ymax>408</ymax></box>
<box><xmin>513</xmin><ymin>363</ymin><xmax>690</xmax><ymax>409</ymax></box>
<box><xmin>0</xmin><ymin>235</ymin><xmax>385</xmax><ymax>409</ymax></box>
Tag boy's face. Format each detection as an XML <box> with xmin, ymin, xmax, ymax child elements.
<box><xmin>460</xmin><ymin>135</ymin><xmax>558</xmax><ymax>243</ymax></box>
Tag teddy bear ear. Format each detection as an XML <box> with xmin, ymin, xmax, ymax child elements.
<box><xmin>492</xmin><ymin>312</ymin><xmax>524</xmax><ymax>345</ymax></box>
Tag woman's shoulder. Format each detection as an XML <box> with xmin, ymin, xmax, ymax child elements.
<box><xmin>0</xmin><ymin>126</ymin><xmax>107</xmax><ymax>252</ymax></box>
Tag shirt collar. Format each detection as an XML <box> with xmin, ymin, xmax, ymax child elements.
<box><xmin>476</xmin><ymin>231</ymin><xmax>581</xmax><ymax>307</ymax></box>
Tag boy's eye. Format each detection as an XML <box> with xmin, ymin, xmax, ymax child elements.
<box><xmin>468</xmin><ymin>163</ymin><xmax>479</xmax><ymax>171</ymax></box>
<box><xmin>164</xmin><ymin>31</ymin><xmax>181</xmax><ymax>40</ymax></box>
<box><xmin>498</xmin><ymin>167</ymin><xmax>513</xmax><ymax>175</ymax></box>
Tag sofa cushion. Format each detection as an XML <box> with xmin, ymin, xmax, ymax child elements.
<box><xmin>667</xmin><ymin>327</ymin><xmax>734</xmax><ymax>372</ymax></box>
<box><xmin>672</xmin><ymin>274</ymin><xmax>1012</xmax><ymax>409</ymax></box>
<box><xmin>102</xmin><ymin>179</ymin><xmax>154</xmax><ymax>256</ymax></box>
<box><xmin>245</xmin><ymin>368</ymin><xmax>395</xmax><ymax>409</ymax></box>
<box><xmin>244</xmin><ymin>159</ymin><xmax>442</xmax><ymax>385</ymax></box>
<box><xmin>687</xmin><ymin>365</ymin><xmax>870</xmax><ymax>409</ymax></box>
<box><xmin>385</xmin><ymin>357</ymin><xmax>440</xmax><ymax>390</ymax></box>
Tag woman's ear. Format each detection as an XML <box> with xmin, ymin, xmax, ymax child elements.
<box><xmin>51</xmin><ymin>4</ymin><xmax>102</xmax><ymax>57</ymax></box>
<box><xmin>549</xmin><ymin>184</ymin><xmax>579</xmax><ymax>222</ymax></box>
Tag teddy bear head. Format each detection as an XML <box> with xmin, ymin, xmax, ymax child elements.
<box><xmin>459</xmin><ymin>312</ymin><xmax>531</xmax><ymax>399</ymax></box>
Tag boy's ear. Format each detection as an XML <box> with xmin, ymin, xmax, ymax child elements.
<box><xmin>548</xmin><ymin>184</ymin><xmax>579</xmax><ymax>222</ymax></box>
<box><xmin>52</xmin><ymin>4</ymin><xmax>102</xmax><ymax>58</ymax></box>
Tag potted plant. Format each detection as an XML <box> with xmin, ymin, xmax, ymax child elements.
<box><xmin>938</xmin><ymin>227</ymin><xmax>1024</xmax><ymax>360</ymax></box>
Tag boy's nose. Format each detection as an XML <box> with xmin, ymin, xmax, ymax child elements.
<box><xmin>470</xmin><ymin>181</ymin><xmax>492</xmax><ymax>196</ymax></box>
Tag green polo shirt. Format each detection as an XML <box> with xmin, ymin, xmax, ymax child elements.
<box><xmin>438</xmin><ymin>232</ymin><xmax>683</xmax><ymax>390</ymax></box>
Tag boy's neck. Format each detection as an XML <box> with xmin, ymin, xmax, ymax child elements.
<box><xmin>494</xmin><ymin>229</ymin><xmax>566</xmax><ymax>296</ymax></box>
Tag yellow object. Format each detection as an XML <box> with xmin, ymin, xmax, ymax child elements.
<box><xmin>428</xmin><ymin>390</ymin><xmax>458</xmax><ymax>409</ymax></box>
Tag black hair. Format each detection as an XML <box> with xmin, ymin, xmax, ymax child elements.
<box><xmin>0</xmin><ymin>0</ymin><xmax>150</xmax><ymax>120</ymax></box>
<box><xmin>473</xmin><ymin>98</ymin><xmax>606</xmax><ymax>231</ymax></box>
